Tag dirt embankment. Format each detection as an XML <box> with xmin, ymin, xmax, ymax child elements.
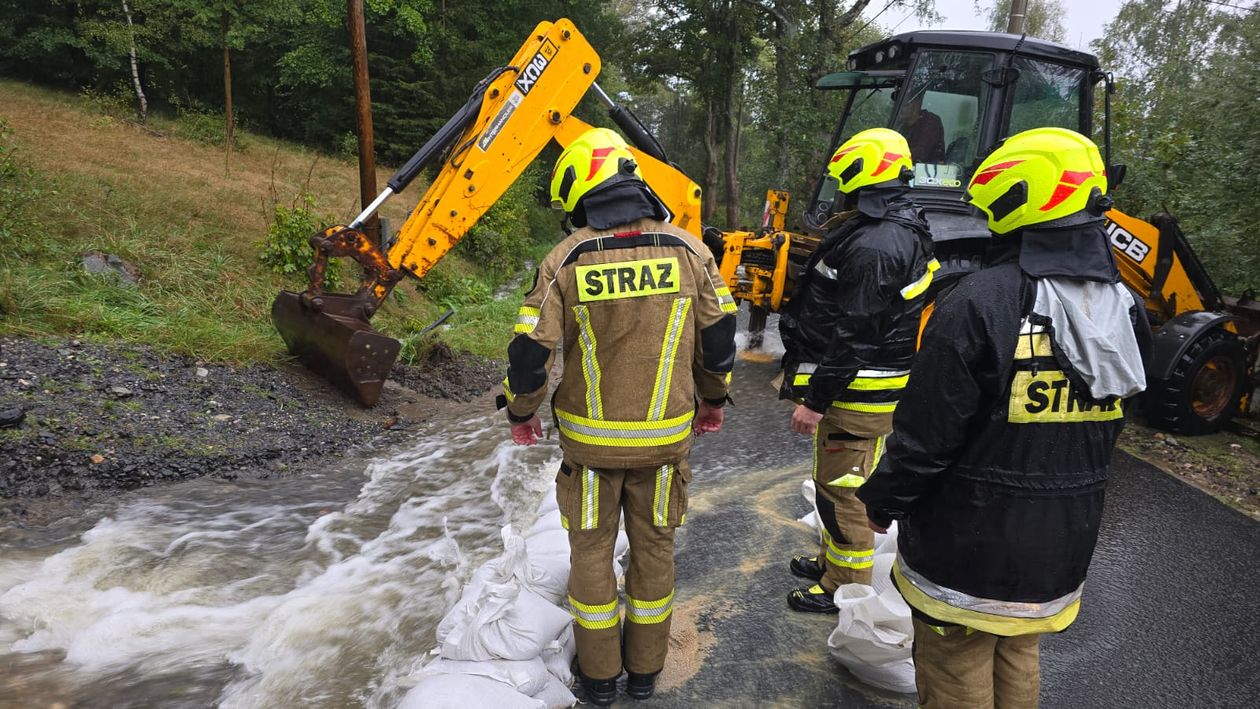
<box><xmin>1119</xmin><ymin>421</ymin><xmax>1260</xmax><ymax>520</ymax></box>
<box><xmin>0</xmin><ymin>337</ymin><xmax>501</xmax><ymax>524</ymax></box>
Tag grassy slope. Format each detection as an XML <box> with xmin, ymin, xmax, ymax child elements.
<box><xmin>0</xmin><ymin>79</ymin><xmax>541</xmax><ymax>363</ymax></box>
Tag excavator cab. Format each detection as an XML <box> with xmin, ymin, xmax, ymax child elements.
<box><xmin>790</xmin><ymin>30</ymin><xmax>1259</xmax><ymax>433</ymax></box>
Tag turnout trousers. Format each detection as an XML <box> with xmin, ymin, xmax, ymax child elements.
<box><xmin>556</xmin><ymin>458</ymin><xmax>690</xmax><ymax>680</ymax></box>
<box><xmin>814</xmin><ymin>408</ymin><xmax>892</xmax><ymax>591</ymax></box>
<box><xmin>912</xmin><ymin>618</ymin><xmax>1041</xmax><ymax>709</ymax></box>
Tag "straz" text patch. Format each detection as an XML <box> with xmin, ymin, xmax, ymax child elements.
<box><xmin>576</xmin><ymin>257</ymin><xmax>680</xmax><ymax>302</ymax></box>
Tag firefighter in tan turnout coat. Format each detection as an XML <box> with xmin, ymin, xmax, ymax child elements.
<box><xmin>500</xmin><ymin>128</ymin><xmax>737</xmax><ymax>706</ymax></box>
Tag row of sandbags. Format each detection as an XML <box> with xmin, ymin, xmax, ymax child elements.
<box><xmin>399</xmin><ymin>485</ymin><xmax>628</xmax><ymax>708</ymax></box>
<box><xmin>800</xmin><ymin>479</ymin><xmax>917</xmax><ymax>694</ymax></box>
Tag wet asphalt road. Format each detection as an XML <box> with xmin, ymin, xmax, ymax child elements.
<box><xmin>632</xmin><ymin>357</ymin><xmax>1260</xmax><ymax>709</ymax></box>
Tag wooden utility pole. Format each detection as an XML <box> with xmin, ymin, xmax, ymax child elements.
<box><xmin>348</xmin><ymin>0</ymin><xmax>380</xmax><ymax>244</ymax></box>
<box><xmin>1006</xmin><ymin>0</ymin><xmax>1029</xmax><ymax>33</ymax></box>
<box><xmin>222</xmin><ymin>10</ymin><xmax>234</xmax><ymax>174</ymax></box>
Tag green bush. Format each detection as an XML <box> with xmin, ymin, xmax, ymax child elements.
<box><xmin>81</xmin><ymin>85</ymin><xmax>136</xmax><ymax>121</ymax></box>
<box><xmin>260</xmin><ymin>194</ymin><xmax>344</xmax><ymax>290</ymax></box>
<box><xmin>172</xmin><ymin>99</ymin><xmax>245</xmax><ymax>150</ymax></box>
<box><xmin>459</xmin><ymin>165</ymin><xmax>548</xmax><ymax>279</ymax></box>
<box><xmin>417</xmin><ymin>262</ymin><xmax>492</xmax><ymax>309</ymax></box>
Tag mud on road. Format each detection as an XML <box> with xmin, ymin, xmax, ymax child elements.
<box><xmin>0</xmin><ymin>337</ymin><xmax>501</xmax><ymax>525</ymax></box>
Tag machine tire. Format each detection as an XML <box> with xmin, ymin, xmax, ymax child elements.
<box><xmin>1145</xmin><ymin>327</ymin><xmax>1247</xmax><ymax>435</ymax></box>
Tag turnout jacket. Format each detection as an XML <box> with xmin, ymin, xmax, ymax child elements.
<box><xmin>502</xmin><ymin>217</ymin><xmax>737</xmax><ymax>469</ymax></box>
<box><xmin>857</xmin><ymin>224</ymin><xmax>1152</xmax><ymax>636</ymax></box>
<box><xmin>778</xmin><ymin>187</ymin><xmax>936</xmax><ymax>414</ymax></box>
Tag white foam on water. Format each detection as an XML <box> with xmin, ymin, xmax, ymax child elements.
<box><xmin>0</xmin><ymin>409</ymin><xmax>566</xmax><ymax>707</ymax></box>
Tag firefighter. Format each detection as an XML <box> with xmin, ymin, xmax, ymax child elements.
<box><xmin>499</xmin><ymin>127</ymin><xmax>737</xmax><ymax>706</ymax></box>
<box><xmin>858</xmin><ymin>127</ymin><xmax>1151</xmax><ymax>707</ymax></box>
<box><xmin>778</xmin><ymin>127</ymin><xmax>936</xmax><ymax>613</ymax></box>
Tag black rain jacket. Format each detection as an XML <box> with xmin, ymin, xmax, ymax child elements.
<box><xmin>778</xmin><ymin>186</ymin><xmax>934</xmax><ymax>413</ymax></box>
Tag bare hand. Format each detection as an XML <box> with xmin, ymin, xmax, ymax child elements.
<box><xmin>510</xmin><ymin>415</ymin><xmax>543</xmax><ymax>445</ymax></box>
<box><xmin>867</xmin><ymin>518</ymin><xmax>888</xmax><ymax>534</ymax></box>
<box><xmin>694</xmin><ymin>401</ymin><xmax>724</xmax><ymax>435</ymax></box>
<box><xmin>790</xmin><ymin>404</ymin><xmax>824</xmax><ymax>435</ymax></box>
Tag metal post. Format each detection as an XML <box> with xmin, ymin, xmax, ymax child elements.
<box><xmin>348</xmin><ymin>0</ymin><xmax>380</xmax><ymax>244</ymax></box>
<box><xmin>1006</xmin><ymin>0</ymin><xmax>1029</xmax><ymax>34</ymax></box>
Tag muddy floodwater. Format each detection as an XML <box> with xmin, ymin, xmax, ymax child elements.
<box><xmin>3</xmin><ymin>318</ymin><xmax>1259</xmax><ymax>708</ymax></box>
<box><xmin>0</xmin><ymin>409</ymin><xmax>563</xmax><ymax>707</ymax></box>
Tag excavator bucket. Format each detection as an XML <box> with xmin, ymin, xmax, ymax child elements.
<box><xmin>271</xmin><ymin>290</ymin><xmax>401</xmax><ymax>407</ymax></box>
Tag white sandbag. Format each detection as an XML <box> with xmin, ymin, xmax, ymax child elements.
<box><xmin>422</xmin><ymin>657</ymin><xmax>551</xmax><ymax>697</ymax></box>
<box><xmin>532</xmin><ymin>674</ymin><xmax>578</xmax><ymax>708</ymax></box>
<box><xmin>535</xmin><ymin>484</ymin><xmax>560</xmax><ymax>517</ymax></box>
<box><xmin>873</xmin><ymin>521</ymin><xmax>899</xmax><ymax>556</ymax></box>
<box><xmin>524</xmin><ymin>529</ymin><xmax>570</xmax><ymax>603</ymax></box>
<box><xmin>869</xmin><ymin>553</ymin><xmax>897</xmax><ymax>596</ymax></box>
<box><xmin>436</xmin><ymin>528</ymin><xmax>572</xmax><ymax>661</ymax></box>
<box><xmin>398</xmin><ymin>673</ymin><xmax>545</xmax><ymax>709</ymax></box>
<box><xmin>527</xmin><ymin>512</ymin><xmax>566</xmax><ymax>537</ymax></box>
<box><xmin>800</xmin><ymin>479</ymin><xmax>822</xmax><ymax>539</ymax></box>
<box><xmin>438</xmin><ymin>581</ymin><xmax>572</xmax><ymax>661</ymax></box>
<box><xmin>540</xmin><ymin>624</ymin><xmax>575</xmax><ymax>685</ymax></box>
<box><xmin>827</xmin><ymin>575</ymin><xmax>916</xmax><ymax>694</ymax></box>
<box><xmin>614</xmin><ymin>529</ymin><xmax>629</xmax><ymax>560</ymax></box>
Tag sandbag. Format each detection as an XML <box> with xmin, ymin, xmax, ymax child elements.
<box><xmin>826</xmin><ymin>556</ymin><xmax>915</xmax><ymax>694</ymax></box>
<box><xmin>436</xmin><ymin>528</ymin><xmax>572</xmax><ymax>661</ymax></box>
<box><xmin>540</xmin><ymin>624</ymin><xmax>575</xmax><ymax>686</ymax></box>
<box><xmin>873</xmin><ymin>521</ymin><xmax>899</xmax><ymax>557</ymax></box>
<box><xmin>532</xmin><ymin>675</ymin><xmax>578</xmax><ymax>708</ymax></box>
<box><xmin>799</xmin><ymin>479</ymin><xmax>822</xmax><ymax>538</ymax></box>
<box><xmin>398</xmin><ymin>673</ymin><xmax>545</xmax><ymax>709</ymax></box>
<box><xmin>422</xmin><ymin>657</ymin><xmax>551</xmax><ymax>697</ymax></box>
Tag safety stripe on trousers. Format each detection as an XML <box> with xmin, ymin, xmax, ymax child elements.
<box><xmin>515</xmin><ymin>306</ymin><xmax>541</xmax><ymax>334</ymax></box>
<box><xmin>569</xmin><ymin>594</ymin><xmax>619</xmax><ymax>630</ymax></box>
<box><xmin>823</xmin><ymin>529</ymin><xmax>875</xmax><ymax>569</ymax></box>
<box><xmin>626</xmin><ymin>590</ymin><xmax>675</xmax><ymax>624</ymax></box>
<box><xmin>555</xmin><ymin>409</ymin><xmax>694</xmax><ymax>447</ymax></box>
<box><xmin>580</xmin><ymin>466</ymin><xmax>599</xmax><ymax>530</ymax></box>
<box><xmin>652</xmin><ymin>464</ymin><xmax>674</xmax><ymax>527</ymax></box>
<box><xmin>501</xmin><ymin>377</ymin><xmax>515</xmax><ymax>403</ymax></box>
<box><xmin>900</xmin><ymin>258</ymin><xmax>941</xmax><ymax>300</ymax></box>
<box><xmin>648</xmin><ymin>298</ymin><xmax>692</xmax><ymax>421</ymax></box>
<box><xmin>714</xmin><ymin>285</ymin><xmax>738</xmax><ymax>314</ymax></box>
<box><xmin>573</xmin><ymin>305</ymin><xmax>604</xmax><ymax>419</ymax></box>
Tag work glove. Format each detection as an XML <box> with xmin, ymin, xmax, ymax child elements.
<box><xmin>510</xmin><ymin>415</ymin><xmax>543</xmax><ymax>446</ymax></box>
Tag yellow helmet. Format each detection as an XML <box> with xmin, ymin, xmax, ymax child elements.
<box><xmin>966</xmin><ymin>127</ymin><xmax>1107</xmax><ymax>234</ymax></box>
<box><xmin>827</xmin><ymin>128</ymin><xmax>913</xmax><ymax>194</ymax></box>
<box><xmin>549</xmin><ymin>127</ymin><xmax>641</xmax><ymax>213</ymax></box>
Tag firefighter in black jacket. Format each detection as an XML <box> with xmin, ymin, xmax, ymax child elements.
<box><xmin>779</xmin><ymin>128</ymin><xmax>937</xmax><ymax>613</ymax></box>
<box><xmin>858</xmin><ymin>127</ymin><xmax>1151</xmax><ymax>707</ymax></box>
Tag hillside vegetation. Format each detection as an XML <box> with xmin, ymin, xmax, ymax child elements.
<box><xmin>0</xmin><ymin>79</ymin><xmax>555</xmax><ymax>363</ymax></box>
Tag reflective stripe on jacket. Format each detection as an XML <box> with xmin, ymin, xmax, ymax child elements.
<box><xmin>503</xmin><ymin>217</ymin><xmax>736</xmax><ymax>468</ymax></box>
<box><xmin>857</xmin><ymin>253</ymin><xmax>1152</xmax><ymax>636</ymax></box>
<box><xmin>778</xmin><ymin>187</ymin><xmax>935</xmax><ymax>413</ymax></box>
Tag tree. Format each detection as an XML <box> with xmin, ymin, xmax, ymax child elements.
<box><xmin>980</xmin><ymin>0</ymin><xmax>1067</xmax><ymax>41</ymax></box>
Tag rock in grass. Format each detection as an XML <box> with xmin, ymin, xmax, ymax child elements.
<box><xmin>82</xmin><ymin>251</ymin><xmax>141</xmax><ymax>286</ymax></box>
<box><xmin>109</xmin><ymin>386</ymin><xmax>133</xmax><ymax>398</ymax></box>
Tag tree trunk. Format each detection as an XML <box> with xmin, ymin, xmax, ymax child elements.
<box><xmin>724</xmin><ymin>68</ymin><xmax>742</xmax><ymax>228</ymax></box>
<box><xmin>703</xmin><ymin>99</ymin><xmax>720</xmax><ymax>223</ymax></box>
<box><xmin>772</xmin><ymin>0</ymin><xmax>792</xmax><ymax>187</ymax></box>
<box><xmin>121</xmin><ymin>0</ymin><xmax>147</xmax><ymax>123</ymax></box>
<box><xmin>222</xmin><ymin>10</ymin><xmax>234</xmax><ymax>173</ymax></box>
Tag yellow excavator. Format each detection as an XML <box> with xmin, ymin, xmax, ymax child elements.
<box><xmin>714</xmin><ymin>31</ymin><xmax>1260</xmax><ymax>434</ymax></box>
<box><xmin>271</xmin><ymin>19</ymin><xmax>702</xmax><ymax>406</ymax></box>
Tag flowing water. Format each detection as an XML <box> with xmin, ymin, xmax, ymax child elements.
<box><xmin>0</xmin><ymin>316</ymin><xmax>787</xmax><ymax>709</ymax></box>
<box><xmin>0</xmin><ymin>410</ymin><xmax>563</xmax><ymax>708</ymax></box>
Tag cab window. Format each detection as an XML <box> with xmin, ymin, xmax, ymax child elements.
<box><xmin>1007</xmin><ymin>57</ymin><xmax>1087</xmax><ymax>137</ymax></box>
<box><xmin>892</xmin><ymin>50</ymin><xmax>994</xmax><ymax>189</ymax></box>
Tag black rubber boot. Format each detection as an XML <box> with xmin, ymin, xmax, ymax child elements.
<box><xmin>0</xmin><ymin>408</ymin><xmax>24</xmax><ymax>429</ymax></box>
<box><xmin>573</xmin><ymin>659</ymin><xmax>619</xmax><ymax>707</ymax></box>
<box><xmin>787</xmin><ymin>584</ymin><xmax>839</xmax><ymax>614</ymax></box>
<box><xmin>789</xmin><ymin>554</ymin><xmax>825</xmax><ymax>582</ymax></box>
<box><xmin>625</xmin><ymin>670</ymin><xmax>660</xmax><ymax>700</ymax></box>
